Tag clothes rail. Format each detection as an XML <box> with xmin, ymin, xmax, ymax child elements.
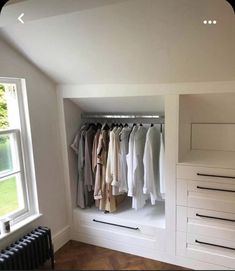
<box><xmin>81</xmin><ymin>113</ymin><xmax>164</xmax><ymax>119</ymax></box>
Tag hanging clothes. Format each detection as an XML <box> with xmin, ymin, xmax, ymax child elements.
<box><xmin>71</xmin><ymin>124</ymin><xmax>89</xmax><ymax>209</ymax></box>
<box><xmin>84</xmin><ymin>125</ymin><xmax>97</xmax><ymax>191</ymax></box>
<box><xmin>143</xmin><ymin>126</ymin><xmax>162</xmax><ymax>205</ymax></box>
<box><xmin>92</xmin><ymin>128</ymin><xmax>101</xmax><ymax>207</ymax></box>
<box><xmin>118</xmin><ymin>126</ymin><xmax>131</xmax><ymax>193</ymax></box>
<box><xmin>72</xmin><ymin>119</ymin><xmax>165</xmax><ymax>212</ymax></box>
<box><xmin>106</xmin><ymin>127</ymin><xmax>117</xmax><ymax>185</ymax></box>
<box><xmin>92</xmin><ymin>128</ymin><xmax>101</xmax><ymax>174</ymax></box>
<box><xmin>132</xmin><ymin>125</ymin><xmax>148</xmax><ymax>210</ymax></box>
<box><xmin>159</xmin><ymin>129</ymin><xmax>165</xmax><ymax>199</ymax></box>
<box><xmin>94</xmin><ymin>128</ymin><xmax>117</xmax><ymax>212</ymax></box>
<box><xmin>111</xmin><ymin>126</ymin><xmax>123</xmax><ymax>196</ymax></box>
<box><xmin>126</xmin><ymin>125</ymin><xmax>138</xmax><ymax>197</ymax></box>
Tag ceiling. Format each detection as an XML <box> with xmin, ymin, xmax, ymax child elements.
<box><xmin>5</xmin><ymin>0</ymin><xmax>27</xmax><ymax>5</ymax></box>
<box><xmin>70</xmin><ymin>95</ymin><xmax>165</xmax><ymax>114</ymax></box>
<box><xmin>0</xmin><ymin>0</ymin><xmax>234</xmax><ymax>84</ymax></box>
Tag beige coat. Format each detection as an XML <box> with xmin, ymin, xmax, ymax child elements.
<box><xmin>95</xmin><ymin>129</ymin><xmax>116</xmax><ymax>212</ymax></box>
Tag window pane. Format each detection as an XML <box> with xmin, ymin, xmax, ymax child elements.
<box><xmin>0</xmin><ymin>84</ymin><xmax>9</xmax><ymax>129</ymax></box>
<box><xmin>0</xmin><ymin>175</ymin><xmax>24</xmax><ymax>218</ymax></box>
<box><xmin>0</xmin><ymin>134</ymin><xmax>14</xmax><ymax>173</ymax></box>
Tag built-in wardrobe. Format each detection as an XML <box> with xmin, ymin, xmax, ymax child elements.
<box><xmin>58</xmin><ymin>84</ymin><xmax>235</xmax><ymax>270</ymax></box>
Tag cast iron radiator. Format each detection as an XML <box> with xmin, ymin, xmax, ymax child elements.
<box><xmin>0</xmin><ymin>226</ymin><xmax>54</xmax><ymax>270</ymax></box>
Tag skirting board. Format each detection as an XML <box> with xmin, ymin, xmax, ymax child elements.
<box><xmin>72</xmin><ymin>230</ymin><xmax>228</xmax><ymax>270</ymax></box>
<box><xmin>53</xmin><ymin>225</ymin><xmax>71</xmax><ymax>252</ymax></box>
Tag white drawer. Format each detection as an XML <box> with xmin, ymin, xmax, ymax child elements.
<box><xmin>72</xmin><ymin>207</ymin><xmax>166</xmax><ymax>252</ymax></box>
<box><xmin>73</xmin><ymin>208</ymin><xmax>164</xmax><ymax>239</ymax></box>
<box><xmin>177</xmin><ymin>164</ymin><xmax>235</xmax><ymax>184</ymax></box>
<box><xmin>177</xmin><ymin>232</ymin><xmax>235</xmax><ymax>269</ymax></box>
<box><xmin>177</xmin><ymin>206</ymin><xmax>235</xmax><ymax>241</ymax></box>
<box><xmin>73</xmin><ymin>224</ymin><xmax>166</xmax><ymax>252</ymax></box>
<box><xmin>177</xmin><ymin>179</ymin><xmax>235</xmax><ymax>213</ymax></box>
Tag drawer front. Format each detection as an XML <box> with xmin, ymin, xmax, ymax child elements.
<box><xmin>73</xmin><ymin>209</ymin><xmax>162</xmax><ymax>238</ymax></box>
<box><xmin>177</xmin><ymin>179</ymin><xmax>235</xmax><ymax>213</ymax></box>
<box><xmin>177</xmin><ymin>165</ymin><xmax>235</xmax><ymax>184</ymax></box>
<box><xmin>73</xmin><ymin>224</ymin><xmax>166</xmax><ymax>252</ymax></box>
<box><xmin>177</xmin><ymin>206</ymin><xmax>235</xmax><ymax>241</ymax></box>
<box><xmin>177</xmin><ymin>232</ymin><xmax>235</xmax><ymax>269</ymax></box>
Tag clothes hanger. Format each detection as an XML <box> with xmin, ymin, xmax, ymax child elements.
<box><xmin>97</xmin><ymin>122</ymin><xmax>102</xmax><ymax>129</ymax></box>
<box><xmin>111</xmin><ymin>123</ymin><xmax>116</xmax><ymax>129</ymax></box>
<box><xmin>151</xmin><ymin>123</ymin><xmax>154</xmax><ymax>127</ymax></box>
<box><xmin>124</xmin><ymin>123</ymin><xmax>129</xmax><ymax>127</ymax></box>
<box><xmin>102</xmin><ymin>122</ymin><xmax>109</xmax><ymax>130</ymax></box>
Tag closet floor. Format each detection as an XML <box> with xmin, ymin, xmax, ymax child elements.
<box><xmin>52</xmin><ymin>241</ymin><xmax>188</xmax><ymax>270</ymax></box>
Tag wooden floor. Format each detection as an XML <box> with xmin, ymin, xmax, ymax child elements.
<box><xmin>52</xmin><ymin>241</ymin><xmax>187</xmax><ymax>270</ymax></box>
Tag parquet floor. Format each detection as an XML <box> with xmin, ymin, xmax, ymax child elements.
<box><xmin>53</xmin><ymin>241</ymin><xmax>188</xmax><ymax>270</ymax></box>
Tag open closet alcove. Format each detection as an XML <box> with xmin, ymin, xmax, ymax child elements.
<box><xmin>61</xmin><ymin>94</ymin><xmax>171</xmax><ymax>258</ymax></box>
<box><xmin>178</xmin><ymin>92</ymin><xmax>235</xmax><ymax>168</ymax></box>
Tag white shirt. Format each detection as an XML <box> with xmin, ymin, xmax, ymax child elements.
<box><xmin>159</xmin><ymin>131</ymin><xmax>165</xmax><ymax>198</ymax></box>
<box><xmin>126</xmin><ymin>126</ymin><xmax>138</xmax><ymax>197</ymax></box>
<box><xmin>118</xmin><ymin>126</ymin><xmax>131</xmax><ymax>193</ymax></box>
<box><xmin>106</xmin><ymin>127</ymin><xmax>117</xmax><ymax>184</ymax></box>
<box><xmin>111</xmin><ymin>127</ymin><xmax>123</xmax><ymax>195</ymax></box>
<box><xmin>143</xmin><ymin>126</ymin><xmax>162</xmax><ymax>205</ymax></box>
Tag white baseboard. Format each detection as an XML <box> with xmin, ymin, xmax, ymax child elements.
<box><xmin>52</xmin><ymin>225</ymin><xmax>71</xmax><ymax>252</ymax></box>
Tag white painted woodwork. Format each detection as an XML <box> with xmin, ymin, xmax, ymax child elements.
<box><xmin>58</xmin><ymin>86</ymin><xmax>235</xmax><ymax>269</ymax></box>
<box><xmin>177</xmin><ymin>179</ymin><xmax>235</xmax><ymax>213</ymax></box>
<box><xmin>177</xmin><ymin>232</ymin><xmax>235</xmax><ymax>269</ymax></box>
<box><xmin>191</xmin><ymin>124</ymin><xmax>235</xmax><ymax>152</ymax></box>
<box><xmin>177</xmin><ymin>165</ymin><xmax>235</xmax><ymax>181</ymax></box>
<box><xmin>177</xmin><ymin>206</ymin><xmax>235</xmax><ymax>241</ymax></box>
<box><xmin>179</xmin><ymin>93</ymin><xmax>235</xmax><ymax>167</ymax></box>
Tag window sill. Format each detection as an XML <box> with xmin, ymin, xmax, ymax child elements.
<box><xmin>0</xmin><ymin>213</ymin><xmax>42</xmax><ymax>242</ymax></box>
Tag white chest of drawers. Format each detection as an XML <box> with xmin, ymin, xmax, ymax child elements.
<box><xmin>176</xmin><ymin>164</ymin><xmax>235</xmax><ymax>269</ymax></box>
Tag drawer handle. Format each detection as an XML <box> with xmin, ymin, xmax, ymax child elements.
<box><xmin>197</xmin><ymin>173</ymin><xmax>235</xmax><ymax>179</ymax></box>
<box><xmin>196</xmin><ymin>213</ymin><xmax>235</xmax><ymax>222</ymax></box>
<box><xmin>195</xmin><ymin>240</ymin><xmax>235</xmax><ymax>251</ymax></box>
<box><xmin>196</xmin><ymin>186</ymin><xmax>235</xmax><ymax>193</ymax></box>
<box><xmin>93</xmin><ymin>219</ymin><xmax>139</xmax><ymax>230</ymax></box>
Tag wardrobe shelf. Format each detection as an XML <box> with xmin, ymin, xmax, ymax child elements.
<box><xmin>178</xmin><ymin>150</ymin><xmax>235</xmax><ymax>170</ymax></box>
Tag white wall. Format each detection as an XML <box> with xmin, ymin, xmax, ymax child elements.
<box><xmin>0</xmin><ymin>38</ymin><xmax>69</xmax><ymax>250</ymax></box>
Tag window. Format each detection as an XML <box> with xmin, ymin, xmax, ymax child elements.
<box><xmin>0</xmin><ymin>78</ymin><xmax>38</xmax><ymax>226</ymax></box>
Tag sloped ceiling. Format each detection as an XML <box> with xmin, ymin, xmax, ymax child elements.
<box><xmin>0</xmin><ymin>0</ymin><xmax>234</xmax><ymax>84</ymax></box>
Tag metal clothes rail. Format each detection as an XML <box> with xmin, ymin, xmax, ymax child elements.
<box><xmin>81</xmin><ymin>113</ymin><xmax>164</xmax><ymax>120</ymax></box>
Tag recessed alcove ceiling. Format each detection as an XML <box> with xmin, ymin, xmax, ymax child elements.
<box><xmin>69</xmin><ymin>95</ymin><xmax>165</xmax><ymax>114</ymax></box>
<box><xmin>0</xmin><ymin>0</ymin><xmax>234</xmax><ymax>84</ymax></box>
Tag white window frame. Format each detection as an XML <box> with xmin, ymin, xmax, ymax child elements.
<box><xmin>0</xmin><ymin>77</ymin><xmax>39</xmax><ymax>225</ymax></box>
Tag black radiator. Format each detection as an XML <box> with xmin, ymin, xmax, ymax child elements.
<box><xmin>0</xmin><ymin>226</ymin><xmax>54</xmax><ymax>270</ymax></box>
